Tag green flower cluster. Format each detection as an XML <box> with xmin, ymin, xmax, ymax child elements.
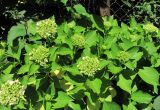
<box><xmin>104</xmin><ymin>21</ymin><xmax>112</xmax><ymax>29</ymax></box>
<box><xmin>29</xmin><ymin>45</ymin><xmax>49</xmax><ymax>66</ymax></box>
<box><xmin>71</xmin><ymin>34</ymin><xmax>85</xmax><ymax>48</ymax></box>
<box><xmin>0</xmin><ymin>80</ymin><xmax>26</xmax><ymax>106</ymax></box>
<box><xmin>143</xmin><ymin>23</ymin><xmax>158</xmax><ymax>33</ymax></box>
<box><xmin>67</xmin><ymin>21</ymin><xmax>76</xmax><ymax>28</ymax></box>
<box><xmin>117</xmin><ymin>51</ymin><xmax>130</xmax><ymax>63</ymax></box>
<box><xmin>77</xmin><ymin>56</ymin><xmax>100</xmax><ymax>76</ymax></box>
<box><xmin>36</xmin><ymin>18</ymin><xmax>57</xmax><ymax>39</ymax></box>
<box><xmin>129</xmin><ymin>34</ymin><xmax>141</xmax><ymax>42</ymax></box>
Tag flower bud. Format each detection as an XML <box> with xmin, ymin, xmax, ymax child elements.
<box><xmin>36</xmin><ymin>18</ymin><xmax>57</xmax><ymax>39</ymax></box>
<box><xmin>143</xmin><ymin>23</ymin><xmax>158</xmax><ymax>33</ymax></box>
<box><xmin>71</xmin><ymin>34</ymin><xmax>85</xmax><ymax>48</ymax></box>
<box><xmin>0</xmin><ymin>80</ymin><xmax>26</xmax><ymax>106</ymax></box>
<box><xmin>29</xmin><ymin>45</ymin><xmax>49</xmax><ymax>66</ymax></box>
<box><xmin>117</xmin><ymin>51</ymin><xmax>130</xmax><ymax>63</ymax></box>
<box><xmin>77</xmin><ymin>56</ymin><xmax>100</xmax><ymax>76</ymax></box>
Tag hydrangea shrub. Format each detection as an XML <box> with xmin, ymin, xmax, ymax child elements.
<box><xmin>1</xmin><ymin>5</ymin><xmax>160</xmax><ymax>110</ymax></box>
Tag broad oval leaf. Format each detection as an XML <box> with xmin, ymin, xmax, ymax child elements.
<box><xmin>153</xmin><ymin>96</ymin><xmax>160</xmax><ymax>110</ymax></box>
<box><xmin>138</xmin><ymin>67</ymin><xmax>159</xmax><ymax>86</ymax></box>
<box><xmin>85</xmin><ymin>31</ymin><xmax>99</xmax><ymax>47</ymax></box>
<box><xmin>117</xmin><ymin>74</ymin><xmax>132</xmax><ymax>94</ymax></box>
<box><xmin>86</xmin><ymin>78</ymin><xmax>102</xmax><ymax>94</ymax></box>
<box><xmin>131</xmin><ymin>90</ymin><xmax>153</xmax><ymax>104</ymax></box>
<box><xmin>53</xmin><ymin>91</ymin><xmax>73</xmax><ymax>109</ymax></box>
<box><xmin>102</xmin><ymin>101</ymin><xmax>121</xmax><ymax>110</ymax></box>
<box><xmin>74</xmin><ymin>4</ymin><xmax>87</xmax><ymax>14</ymax></box>
<box><xmin>7</xmin><ymin>24</ymin><xmax>26</xmax><ymax>46</ymax></box>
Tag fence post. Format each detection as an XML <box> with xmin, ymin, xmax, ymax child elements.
<box><xmin>99</xmin><ymin>0</ymin><xmax>110</xmax><ymax>16</ymax></box>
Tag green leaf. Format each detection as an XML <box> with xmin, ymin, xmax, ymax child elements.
<box><xmin>138</xmin><ymin>67</ymin><xmax>159</xmax><ymax>86</ymax></box>
<box><xmin>103</xmin><ymin>36</ymin><xmax>117</xmax><ymax>50</ymax></box>
<box><xmin>63</xmin><ymin>65</ymin><xmax>81</xmax><ymax>76</ymax></box>
<box><xmin>0</xmin><ymin>74</ymin><xmax>13</xmax><ymax>85</ymax></box>
<box><xmin>18</xmin><ymin>64</ymin><xmax>30</xmax><ymax>74</ymax></box>
<box><xmin>131</xmin><ymin>90</ymin><xmax>153</xmax><ymax>104</ymax></box>
<box><xmin>7</xmin><ymin>24</ymin><xmax>26</xmax><ymax>46</ymax></box>
<box><xmin>85</xmin><ymin>31</ymin><xmax>99</xmax><ymax>47</ymax></box>
<box><xmin>86</xmin><ymin>78</ymin><xmax>102</xmax><ymax>94</ymax></box>
<box><xmin>74</xmin><ymin>4</ymin><xmax>87</xmax><ymax>14</ymax></box>
<box><xmin>108</xmin><ymin>63</ymin><xmax>123</xmax><ymax>74</ymax></box>
<box><xmin>60</xmin><ymin>0</ymin><xmax>68</xmax><ymax>5</ymax></box>
<box><xmin>130</xmin><ymin>18</ymin><xmax>137</xmax><ymax>28</ymax></box>
<box><xmin>128</xmin><ymin>103</ymin><xmax>137</xmax><ymax>110</ymax></box>
<box><xmin>29</xmin><ymin>64</ymin><xmax>40</xmax><ymax>75</ymax></box>
<box><xmin>99</xmin><ymin>60</ymin><xmax>109</xmax><ymax>69</ymax></box>
<box><xmin>82</xmin><ymin>47</ymin><xmax>91</xmax><ymax>56</ymax></box>
<box><xmin>74</xmin><ymin>26</ymin><xmax>85</xmax><ymax>33</ymax></box>
<box><xmin>68</xmin><ymin>102</ymin><xmax>81</xmax><ymax>110</ymax></box>
<box><xmin>7</xmin><ymin>39</ymin><xmax>25</xmax><ymax>61</ymax></box>
<box><xmin>120</xmin><ymin>39</ymin><xmax>133</xmax><ymax>51</ymax></box>
<box><xmin>122</xmin><ymin>0</ymin><xmax>131</xmax><ymax>7</ymax></box>
<box><xmin>90</xmin><ymin>15</ymin><xmax>104</xmax><ymax>32</ymax></box>
<box><xmin>3</xmin><ymin>64</ymin><xmax>13</xmax><ymax>74</ymax></box>
<box><xmin>109</xmin><ymin>27</ymin><xmax>121</xmax><ymax>36</ymax></box>
<box><xmin>56</xmin><ymin>47</ymin><xmax>73</xmax><ymax>58</ymax></box>
<box><xmin>51</xmin><ymin>62</ymin><xmax>61</xmax><ymax>72</ymax></box>
<box><xmin>63</xmin><ymin>75</ymin><xmax>83</xmax><ymax>86</ymax></box>
<box><xmin>117</xmin><ymin>74</ymin><xmax>132</xmax><ymax>94</ymax></box>
<box><xmin>49</xmin><ymin>47</ymin><xmax>58</xmax><ymax>62</ymax></box>
<box><xmin>132</xmin><ymin>52</ymin><xmax>143</xmax><ymax>61</ymax></box>
<box><xmin>68</xmin><ymin>86</ymin><xmax>86</xmax><ymax>96</ymax></box>
<box><xmin>46</xmin><ymin>102</ymin><xmax>52</xmax><ymax>110</ymax></box>
<box><xmin>102</xmin><ymin>102</ymin><xmax>121</xmax><ymax>110</ymax></box>
<box><xmin>27</xmin><ymin>20</ymin><xmax>36</xmax><ymax>35</ymax></box>
<box><xmin>47</xmin><ymin>82</ymin><xmax>55</xmax><ymax>98</ymax></box>
<box><xmin>87</xmin><ymin>99</ymin><xmax>100</xmax><ymax>110</ymax></box>
<box><xmin>153</xmin><ymin>96</ymin><xmax>160</xmax><ymax>110</ymax></box>
<box><xmin>145</xmin><ymin>42</ymin><xmax>158</xmax><ymax>56</ymax></box>
<box><xmin>110</xmin><ymin>43</ymin><xmax>121</xmax><ymax>58</ymax></box>
<box><xmin>84</xmin><ymin>92</ymin><xmax>95</xmax><ymax>105</ymax></box>
<box><xmin>53</xmin><ymin>91</ymin><xmax>73</xmax><ymax>109</ymax></box>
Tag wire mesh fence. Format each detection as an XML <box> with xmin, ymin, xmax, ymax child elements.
<box><xmin>75</xmin><ymin>0</ymin><xmax>160</xmax><ymax>26</ymax></box>
<box><xmin>110</xmin><ymin>0</ymin><xmax>160</xmax><ymax>26</ymax></box>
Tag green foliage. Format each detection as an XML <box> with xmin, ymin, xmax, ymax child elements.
<box><xmin>0</xmin><ymin>4</ymin><xmax>160</xmax><ymax>110</ymax></box>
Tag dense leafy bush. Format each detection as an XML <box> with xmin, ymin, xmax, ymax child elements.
<box><xmin>0</xmin><ymin>3</ymin><xmax>160</xmax><ymax>110</ymax></box>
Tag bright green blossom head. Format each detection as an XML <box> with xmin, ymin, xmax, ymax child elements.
<box><xmin>129</xmin><ymin>34</ymin><xmax>141</xmax><ymax>42</ymax></box>
<box><xmin>117</xmin><ymin>51</ymin><xmax>130</xmax><ymax>63</ymax></box>
<box><xmin>29</xmin><ymin>45</ymin><xmax>49</xmax><ymax>66</ymax></box>
<box><xmin>68</xmin><ymin>21</ymin><xmax>76</xmax><ymax>28</ymax></box>
<box><xmin>71</xmin><ymin>34</ymin><xmax>85</xmax><ymax>48</ymax></box>
<box><xmin>0</xmin><ymin>80</ymin><xmax>26</xmax><ymax>106</ymax></box>
<box><xmin>104</xmin><ymin>21</ymin><xmax>112</xmax><ymax>29</ymax></box>
<box><xmin>143</xmin><ymin>23</ymin><xmax>158</xmax><ymax>33</ymax></box>
<box><xmin>36</xmin><ymin>18</ymin><xmax>57</xmax><ymax>39</ymax></box>
<box><xmin>77</xmin><ymin>56</ymin><xmax>100</xmax><ymax>76</ymax></box>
